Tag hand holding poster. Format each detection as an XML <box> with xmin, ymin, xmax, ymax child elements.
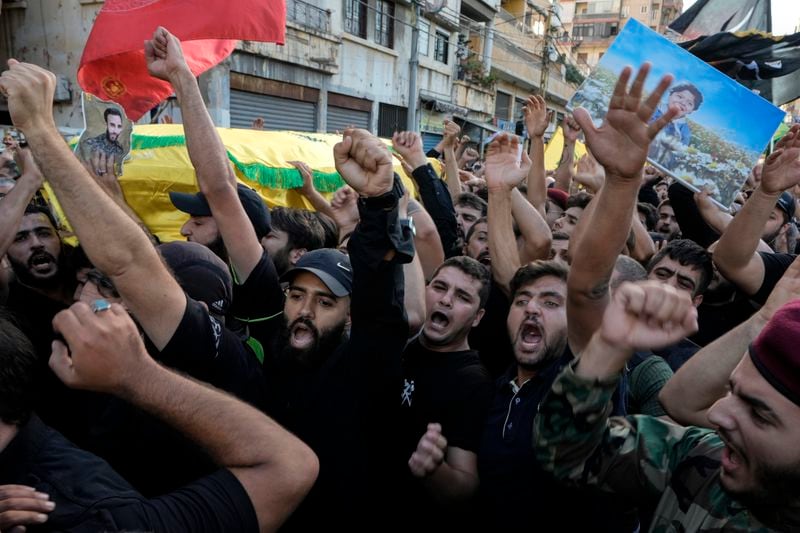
<box><xmin>567</xmin><ymin>19</ymin><xmax>785</xmax><ymax>210</ymax></box>
<box><xmin>76</xmin><ymin>93</ymin><xmax>133</xmax><ymax>177</ymax></box>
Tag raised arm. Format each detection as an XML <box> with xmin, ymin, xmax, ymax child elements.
<box><xmin>0</xmin><ymin>59</ymin><xmax>185</xmax><ymax>350</ymax></box>
<box><xmin>512</xmin><ymin>187</ymin><xmax>552</xmax><ymax>264</ymax></box>
<box><xmin>567</xmin><ymin>64</ymin><xmax>677</xmax><ymax>353</ymax></box>
<box><xmin>535</xmin><ymin>281</ymin><xmax>698</xmax><ymax>501</ymax></box>
<box><xmin>50</xmin><ymin>302</ymin><xmax>318</xmax><ymax>533</ymax></box>
<box><xmin>147</xmin><ymin>27</ymin><xmax>262</xmax><ymax>281</ymax></box>
<box><xmin>484</xmin><ymin>133</ymin><xmax>526</xmax><ymax>295</ymax></box>
<box><xmin>393</xmin><ymin>131</ymin><xmax>459</xmax><ymax>258</ymax></box>
<box><xmin>659</xmin><ymin>255</ymin><xmax>800</xmax><ymax>427</ymax></box>
<box><xmin>552</xmin><ymin>115</ymin><xmax>581</xmax><ymax>192</ymax></box>
<box><xmin>291</xmin><ymin>160</ymin><xmax>337</xmax><ymax>221</ymax></box>
<box><xmin>714</xmin><ymin>126</ymin><xmax>800</xmax><ymax>295</ymax></box>
<box><xmin>0</xmin><ymin>149</ymin><xmax>43</xmax><ymax>269</ymax></box>
<box><xmin>523</xmin><ymin>95</ymin><xmax>551</xmax><ymax>215</ymax></box>
<box><xmin>441</xmin><ymin>120</ymin><xmax>463</xmax><ymax>202</ymax></box>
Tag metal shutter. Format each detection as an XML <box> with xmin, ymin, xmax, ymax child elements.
<box><xmin>230</xmin><ymin>89</ymin><xmax>316</xmax><ymax>131</ymax></box>
<box><xmin>326</xmin><ymin>105</ymin><xmax>370</xmax><ymax>133</ymax></box>
<box><xmin>422</xmin><ymin>133</ymin><xmax>443</xmax><ymax>153</ymax></box>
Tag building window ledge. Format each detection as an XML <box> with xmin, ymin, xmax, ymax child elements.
<box><xmin>342</xmin><ymin>33</ymin><xmax>399</xmax><ymax>58</ymax></box>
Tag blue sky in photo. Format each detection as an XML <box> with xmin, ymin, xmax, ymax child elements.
<box><xmin>594</xmin><ymin>19</ymin><xmax>784</xmax><ymax>153</ymax></box>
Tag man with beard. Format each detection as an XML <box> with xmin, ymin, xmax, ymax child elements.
<box><xmin>0</xmin><ymin>148</ymin><xmax>74</xmax><ymax>359</ymax></box>
<box><xmin>655</xmin><ymin>199</ymin><xmax>680</xmax><ymax>238</ymax></box>
<box><xmin>257</xmin><ymin>127</ymin><xmax>414</xmax><ymax>529</ymax></box>
<box><xmin>85</xmin><ymin>107</ymin><xmax>124</xmax><ymax>158</ymax></box>
<box><xmin>535</xmin><ymin>279</ymin><xmax>800</xmax><ymax>531</ymax></box>
<box><xmin>477</xmin><ymin>261</ymin><xmax>632</xmax><ymax>530</ymax></box>
<box><xmin>393</xmin><ymin>256</ymin><xmax>493</xmax><ymax>527</ymax></box>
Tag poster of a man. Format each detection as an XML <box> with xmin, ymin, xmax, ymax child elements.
<box><xmin>77</xmin><ymin>93</ymin><xmax>132</xmax><ymax>176</ymax></box>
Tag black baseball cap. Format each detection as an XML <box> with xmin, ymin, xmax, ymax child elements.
<box><xmin>158</xmin><ymin>241</ymin><xmax>233</xmax><ymax>317</ymax></box>
<box><xmin>280</xmin><ymin>248</ymin><xmax>353</xmax><ymax>297</ymax></box>
<box><xmin>776</xmin><ymin>191</ymin><xmax>795</xmax><ymax>222</ymax></box>
<box><xmin>169</xmin><ymin>183</ymin><xmax>272</xmax><ymax>238</ymax></box>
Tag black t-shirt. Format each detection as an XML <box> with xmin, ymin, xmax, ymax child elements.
<box><xmin>228</xmin><ymin>251</ymin><xmax>285</xmax><ymax>355</ymax></box>
<box><xmin>469</xmin><ymin>284</ymin><xmax>513</xmax><ymax>379</ymax></box>
<box><xmin>70</xmin><ymin>297</ymin><xmax>266</xmax><ymax>496</ymax></box>
<box><xmin>391</xmin><ymin>339</ymin><xmax>493</xmax><ymax>528</ymax></box>
<box><xmin>5</xmin><ymin>281</ymin><xmax>68</xmax><ymax>360</ymax></box>
<box><xmin>693</xmin><ymin>291</ymin><xmax>757</xmax><ymax>346</ymax></box>
<box><xmin>754</xmin><ymin>251</ymin><xmax>796</xmax><ymax>304</ymax></box>
<box><xmin>0</xmin><ymin>415</ymin><xmax>259</xmax><ymax>533</ymax></box>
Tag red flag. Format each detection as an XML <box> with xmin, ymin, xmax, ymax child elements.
<box><xmin>78</xmin><ymin>0</ymin><xmax>286</xmax><ymax>120</ymax></box>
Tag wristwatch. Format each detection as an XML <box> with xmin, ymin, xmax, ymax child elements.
<box><xmin>399</xmin><ymin>216</ymin><xmax>416</xmax><ymax>237</ymax></box>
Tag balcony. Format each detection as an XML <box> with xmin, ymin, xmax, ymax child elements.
<box><xmin>287</xmin><ymin>0</ymin><xmax>331</xmax><ymax>34</ymax></box>
<box><xmin>573</xmin><ymin>11</ymin><xmax>620</xmax><ymax>21</ymax></box>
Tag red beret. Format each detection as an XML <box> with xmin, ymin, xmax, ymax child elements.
<box><xmin>547</xmin><ymin>188</ymin><xmax>569</xmax><ymax>210</ymax></box>
<box><xmin>750</xmin><ymin>300</ymin><xmax>800</xmax><ymax>406</ymax></box>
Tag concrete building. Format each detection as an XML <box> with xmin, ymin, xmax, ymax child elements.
<box><xmin>0</xmin><ymin>0</ymin><xmax>579</xmax><ymax>144</ymax></box>
<box><xmin>558</xmin><ymin>0</ymin><xmax>683</xmax><ymax>68</ymax></box>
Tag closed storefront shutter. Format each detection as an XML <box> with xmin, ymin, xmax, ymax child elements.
<box><xmin>230</xmin><ymin>89</ymin><xmax>316</xmax><ymax>131</ymax></box>
<box><xmin>326</xmin><ymin>105</ymin><xmax>370</xmax><ymax>132</ymax></box>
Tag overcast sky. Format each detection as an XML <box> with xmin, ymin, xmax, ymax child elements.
<box><xmin>681</xmin><ymin>0</ymin><xmax>800</xmax><ymax>35</ymax></box>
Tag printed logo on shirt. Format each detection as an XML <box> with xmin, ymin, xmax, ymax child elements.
<box><xmin>401</xmin><ymin>379</ymin><xmax>415</xmax><ymax>407</ymax></box>
<box><xmin>209</xmin><ymin>315</ymin><xmax>222</xmax><ymax>358</ymax></box>
<box><xmin>211</xmin><ymin>299</ymin><xmax>226</xmax><ymax>313</ymax></box>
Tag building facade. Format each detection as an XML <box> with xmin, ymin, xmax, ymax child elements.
<box><xmin>558</xmin><ymin>0</ymin><xmax>682</xmax><ymax>69</ymax></box>
<box><xmin>0</xmin><ymin>0</ymin><xmax>584</xmax><ymax>142</ymax></box>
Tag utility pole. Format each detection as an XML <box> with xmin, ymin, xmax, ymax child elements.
<box><xmin>407</xmin><ymin>0</ymin><xmax>421</xmax><ymax>131</ymax></box>
<box><xmin>539</xmin><ymin>1</ymin><xmax>554</xmax><ymax>102</ymax></box>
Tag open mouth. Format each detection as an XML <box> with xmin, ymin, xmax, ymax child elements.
<box><xmin>477</xmin><ymin>252</ymin><xmax>491</xmax><ymax>266</ymax></box>
<box><xmin>290</xmin><ymin>322</ymin><xmax>317</xmax><ymax>348</ymax></box>
<box><xmin>719</xmin><ymin>433</ymin><xmax>746</xmax><ymax>472</ymax></box>
<box><xmin>518</xmin><ymin>322</ymin><xmax>543</xmax><ymax>352</ymax></box>
<box><xmin>29</xmin><ymin>252</ymin><xmax>55</xmax><ymax>274</ymax></box>
<box><xmin>428</xmin><ymin>310</ymin><xmax>450</xmax><ymax>332</ymax></box>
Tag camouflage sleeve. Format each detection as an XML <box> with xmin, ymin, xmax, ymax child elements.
<box><xmin>534</xmin><ymin>363</ymin><xmax>719</xmax><ymax>503</ymax></box>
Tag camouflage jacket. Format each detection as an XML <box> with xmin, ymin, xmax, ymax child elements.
<box><xmin>534</xmin><ymin>364</ymin><xmax>800</xmax><ymax>532</ymax></box>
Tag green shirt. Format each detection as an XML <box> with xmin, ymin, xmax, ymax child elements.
<box><xmin>534</xmin><ymin>364</ymin><xmax>799</xmax><ymax>532</ymax></box>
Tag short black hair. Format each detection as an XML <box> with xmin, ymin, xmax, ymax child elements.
<box><xmin>0</xmin><ymin>311</ymin><xmax>38</xmax><ymax>425</ymax></box>
<box><xmin>271</xmin><ymin>207</ymin><xmax>326</xmax><ymax>252</ymax></box>
<box><xmin>464</xmin><ymin>216</ymin><xmax>488</xmax><ymax>244</ymax></box>
<box><xmin>566</xmin><ymin>191</ymin><xmax>593</xmax><ymax>210</ymax></box>
<box><xmin>509</xmin><ymin>260</ymin><xmax>568</xmax><ymax>298</ymax></box>
<box><xmin>24</xmin><ymin>203</ymin><xmax>59</xmax><ymax>231</ymax></box>
<box><xmin>637</xmin><ymin>202</ymin><xmax>658</xmax><ymax>231</ymax></box>
<box><xmin>430</xmin><ymin>256</ymin><xmax>491</xmax><ymax>308</ymax></box>
<box><xmin>455</xmin><ymin>192</ymin><xmax>488</xmax><ymax>216</ymax></box>
<box><xmin>612</xmin><ymin>255</ymin><xmax>647</xmax><ymax>290</ymax></box>
<box><xmin>670</xmin><ymin>83</ymin><xmax>703</xmax><ymax>111</ymax></box>
<box><xmin>104</xmin><ymin>107</ymin><xmax>123</xmax><ymax>123</ymax></box>
<box><xmin>646</xmin><ymin>238</ymin><xmax>713</xmax><ymax>296</ymax></box>
<box><xmin>315</xmin><ymin>212</ymin><xmax>340</xmax><ymax>250</ymax></box>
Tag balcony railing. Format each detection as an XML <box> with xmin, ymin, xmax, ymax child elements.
<box><xmin>287</xmin><ymin>0</ymin><xmax>331</xmax><ymax>34</ymax></box>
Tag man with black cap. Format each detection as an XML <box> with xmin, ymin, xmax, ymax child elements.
<box><xmin>154</xmin><ymin>27</ymin><xmax>287</xmax><ymax>351</ymax></box>
<box><xmin>714</xmin><ymin>126</ymin><xmax>800</xmax><ymax>305</ymax></box>
<box><xmin>535</xmin><ymin>278</ymin><xmax>800</xmax><ymax>531</ymax></box>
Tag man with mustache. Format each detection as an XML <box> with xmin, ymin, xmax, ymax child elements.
<box><xmin>257</xmin><ymin>127</ymin><xmax>413</xmax><ymax>529</ymax></box>
<box><xmin>0</xmin><ymin>149</ymin><xmax>76</xmax><ymax>360</ymax></box>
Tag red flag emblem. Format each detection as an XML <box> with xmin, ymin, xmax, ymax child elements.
<box><xmin>78</xmin><ymin>0</ymin><xmax>286</xmax><ymax>120</ymax></box>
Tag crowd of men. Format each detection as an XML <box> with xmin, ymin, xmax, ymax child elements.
<box><xmin>1</xmin><ymin>26</ymin><xmax>800</xmax><ymax>532</ymax></box>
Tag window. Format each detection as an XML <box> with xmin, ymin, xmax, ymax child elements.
<box><xmin>577</xmin><ymin>52</ymin><xmax>588</xmax><ymax>64</ymax></box>
<box><xmin>621</xmin><ymin>5</ymin><xmax>629</xmax><ymax>17</ymax></box>
<box><xmin>495</xmin><ymin>92</ymin><xmax>511</xmax><ymax>121</ymax></box>
<box><xmin>419</xmin><ymin>19</ymin><xmax>430</xmax><ymax>56</ymax></box>
<box><xmin>434</xmin><ymin>30</ymin><xmax>449</xmax><ymax>63</ymax></box>
<box><xmin>375</xmin><ymin>0</ymin><xmax>395</xmax><ymax>48</ymax></box>
<box><xmin>640</xmin><ymin>5</ymin><xmax>648</xmax><ymax>13</ymax></box>
<box><xmin>344</xmin><ymin>0</ymin><xmax>367</xmax><ymax>38</ymax></box>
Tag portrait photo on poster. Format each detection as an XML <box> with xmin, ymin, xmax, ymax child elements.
<box><xmin>567</xmin><ymin>18</ymin><xmax>785</xmax><ymax>211</ymax></box>
<box><xmin>76</xmin><ymin>92</ymin><xmax>133</xmax><ymax>177</ymax></box>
